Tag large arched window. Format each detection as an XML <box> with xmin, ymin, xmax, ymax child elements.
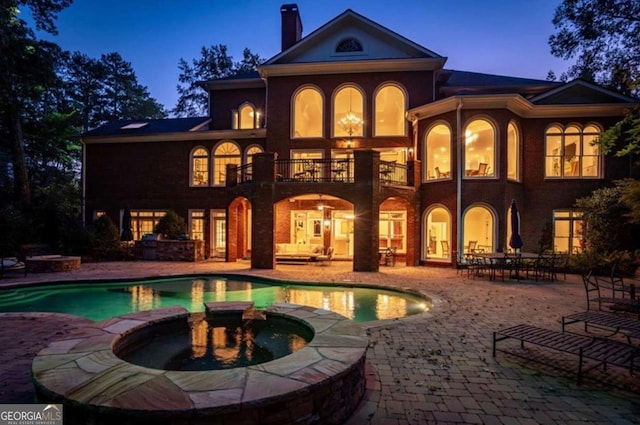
<box><xmin>245</xmin><ymin>145</ymin><xmax>263</xmax><ymax>165</ymax></box>
<box><xmin>333</xmin><ymin>85</ymin><xmax>364</xmax><ymax>138</ymax></box>
<box><xmin>213</xmin><ymin>141</ymin><xmax>241</xmax><ymax>186</ymax></box>
<box><xmin>507</xmin><ymin>122</ymin><xmax>520</xmax><ymax>181</ymax></box>
<box><xmin>424</xmin><ymin>206</ymin><xmax>451</xmax><ymax>260</ymax></box>
<box><xmin>374</xmin><ymin>84</ymin><xmax>405</xmax><ymax>136</ymax></box>
<box><xmin>463</xmin><ymin>205</ymin><xmax>494</xmax><ymax>253</ymax></box>
<box><xmin>293</xmin><ymin>87</ymin><xmax>323</xmax><ymax>138</ymax></box>
<box><xmin>545</xmin><ymin>123</ymin><xmax>602</xmax><ymax>178</ymax></box>
<box><xmin>424</xmin><ymin>124</ymin><xmax>451</xmax><ymax>181</ymax></box>
<box><xmin>190</xmin><ymin>147</ymin><xmax>209</xmax><ymax>187</ymax></box>
<box><xmin>464</xmin><ymin>119</ymin><xmax>495</xmax><ymax>178</ymax></box>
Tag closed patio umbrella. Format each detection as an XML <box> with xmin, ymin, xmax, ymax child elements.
<box><xmin>509</xmin><ymin>200</ymin><xmax>524</xmax><ymax>251</ymax></box>
<box><xmin>121</xmin><ymin>207</ymin><xmax>133</xmax><ymax>241</ymax></box>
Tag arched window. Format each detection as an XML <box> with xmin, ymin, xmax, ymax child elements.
<box><xmin>545</xmin><ymin>123</ymin><xmax>601</xmax><ymax>178</ymax></box>
<box><xmin>507</xmin><ymin>122</ymin><xmax>520</xmax><ymax>181</ymax></box>
<box><xmin>213</xmin><ymin>141</ymin><xmax>241</xmax><ymax>185</ymax></box>
<box><xmin>424</xmin><ymin>206</ymin><xmax>451</xmax><ymax>260</ymax></box>
<box><xmin>374</xmin><ymin>84</ymin><xmax>405</xmax><ymax>136</ymax></box>
<box><xmin>245</xmin><ymin>145</ymin><xmax>263</xmax><ymax>164</ymax></box>
<box><xmin>336</xmin><ymin>37</ymin><xmax>363</xmax><ymax>53</ymax></box>
<box><xmin>424</xmin><ymin>124</ymin><xmax>451</xmax><ymax>181</ymax></box>
<box><xmin>233</xmin><ymin>103</ymin><xmax>260</xmax><ymax>129</ymax></box>
<box><xmin>463</xmin><ymin>205</ymin><xmax>494</xmax><ymax>253</ymax></box>
<box><xmin>190</xmin><ymin>147</ymin><xmax>209</xmax><ymax>187</ymax></box>
<box><xmin>334</xmin><ymin>86</ymin><xmax>364</xmax><ymax>138</ymax></box>
<box><xmin>293</xmin><ymin>87</ymin><xmax>323</xmax><ymax>138</ymax></box>
<box><xmin>464</xmin><ymin>119</ymin><xmax>495</xmax><ymax>178</ymax></box>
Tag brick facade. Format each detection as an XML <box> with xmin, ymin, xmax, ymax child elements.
<box><xmin>81</xmin><ymin>5</ymin><xmax>638</xmax><ymax>272</ymax></box>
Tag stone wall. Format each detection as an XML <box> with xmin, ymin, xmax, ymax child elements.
<box><xmin>143</xmin><ymin>240</ymin><xmax>204</xmax><ymax>262</ymax></box>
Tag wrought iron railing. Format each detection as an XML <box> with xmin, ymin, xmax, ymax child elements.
<box><xmin>275</xmin><ymin>158</ymin><xmax>354</xmax><ymax>183</ymax></box>
<box><xmin>379</xmin><ymin>160</ymin><xmax>407</xmax><ymax>185</ymax></box>
<box><xmin>231</xmin><ymin>158</ymin><xmax>408</xmax><ymax>186</ymax></box>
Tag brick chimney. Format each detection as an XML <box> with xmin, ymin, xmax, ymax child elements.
<box><xmin>281</xmin><ymin>4</ymin><xmax>302</xmax><ymax>52</ymax></box>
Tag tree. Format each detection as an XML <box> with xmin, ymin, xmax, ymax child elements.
<box><xmin>97</xmin><ymin>52</ymin><xmax>166</xmax><ymax>123</ymax></box>
<box><xmin>173</xmin><ymin>45</ymin><xmax>263</xmax><ymax>117</ymax></box>
<box><xmin>549</xmin><ymin>0</ymin><xmax>640</xmax><ymax>96</ymax></box>
<box><xmin>0</xmin><ymin>0</ymin><xmax>72</xmax><ymax>208</ymax></box>
<box><xmin>574</xmin><ymin>185</ymin><xmax>639</xmax><ymax>253</ymax></box>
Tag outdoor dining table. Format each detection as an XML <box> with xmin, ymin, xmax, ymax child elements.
<box><xmin>471</xmin><ymin>252</ymin><xmax>556</xmax><ymax>281</ymax></box>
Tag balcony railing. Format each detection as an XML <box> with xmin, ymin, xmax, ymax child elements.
<box><xmin>380</xmin><ymin>160</ymin><xmax>406</xmax><ymax>185</ymax></box>
<box><xmin>275</xmin><ymin>159</ymin><xmax>354</xmax><ymax>183</ymax></box>
<box><xmin>229</xmin><ymin>157</ymin><xmax>408</xmax><ymax>186</ymax></box>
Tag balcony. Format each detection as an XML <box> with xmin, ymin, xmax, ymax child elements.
<box><xmin>227</xmin><ymin>154</ymin><xmax>411</xmax><ymax>187</ymax></box>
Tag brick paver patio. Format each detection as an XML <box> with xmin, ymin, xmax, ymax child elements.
<box><xmin>1</xmin><ymin>260</ymin><xmax>639</xmax><ymax>424</ymax></box>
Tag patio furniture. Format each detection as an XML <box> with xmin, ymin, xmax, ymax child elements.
<box><xmin>440</xmin><ymin>240</ymin><xmax>449</xmax><ymax>258</ymax></box>
<box><xmin>562</xmin><ymin>310</ymin><xmax>640</xmax><ymax>343</ymax></box>
<box><xmin>582</xmin><ymin>271</ymin><xmax>640</xmax><ymax>317</ymax></box>
<box><xmin>0</xmin><ymin>257</ymin><xmax>27</xmax><ymax>279</ymax></box>
<box><xmin>493</xmin><ymin>323</ymin><xmax>640</xmax><ymax>385</ymax></box>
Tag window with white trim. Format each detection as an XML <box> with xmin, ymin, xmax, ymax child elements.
<box><xmin>130</xmin><ymin>210</ymin><xmax>166</xmax><ymax>240</ymax></box>
<box><xmin>374</xmin><ymin>84</ymin><xmax>405</xmax><ymax>136</ymax></box>
<box><xmin>293</xmin><ymin>87</ymin><xmax>323</xmax><ymax>138</ymax></box>
<box><xmin>553</xmin><ymin>211</ymin><xmax>584</xmax><ymax>253</ymax></box>
<box><xmin>464</xmin><ymin>119</ymin><xmax>495</xmax><ymax>178</ymax></box>
<box><xmin>545</xmin><ymin>124</ymin><xmax>601</xmax><ymax>178</ymax></box>
<box><xmin>425</xmin><ymin>124</ymin><xmax>451</xmax><ymax>181</ymax></box>
<box><xmin>334</xmin><ymin>86</ymin><xmax>364</xmax><ymax>138</ymax></box>
<box><xmin>213</xmin><ymin>141</ymin><xmax>241</xmax><ymax>186</ymax></box>
<box><xmin>190</xmin><ymin>147</ymin><xmax>209</xmax><ymax>186</ymax></box>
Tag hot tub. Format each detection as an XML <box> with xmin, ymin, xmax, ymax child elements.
<box><xmin>32</xmin><ymin>302</ymin><xmax>369</xmax><ymax>425</ymax></box>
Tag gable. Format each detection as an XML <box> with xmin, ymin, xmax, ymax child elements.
<box><xmin>531</xmin><ymin>80</ymin><xmax>637</xmax><ymax>105</ymax></box>
<box><xmin>266</xmin><ymin>9</ymin><xmax>443</xmax><ymax>66</ymax></box>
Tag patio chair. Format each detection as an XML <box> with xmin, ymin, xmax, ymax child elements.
<box><xmin>440</xmin><ymin>240</ymin><xmax>449</xmax><ymax>258</ymax></box>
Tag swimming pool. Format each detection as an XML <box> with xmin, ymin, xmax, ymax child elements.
<box><xmin>0</xmin><ymin>275</ymin><xmax>429</xmax><ymax>322</ymax></box>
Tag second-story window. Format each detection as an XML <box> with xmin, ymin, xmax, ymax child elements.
<box><xmin>334</xmin><ymin>85</ymin><xmax>364</xmax><ymax>138</ymax></box>
<box><xmin>374</xmin><ymin>84</ymin><xmax>406</xmax><ymax>136</ymax></box>
<box><xmin>545</xmin><ymin>124</ymin><xmax>601</xmax><ymax>178</ymax></box>
<box><xmin>213</xmin><ymin>141</ymin><xmax>241</xmax><ymax>185</ymax></box>
<box><xmin>464</xmin><ymin>119</ymin><xmax>495</xmax><ymax>178</ymax></box>
<box><xmin>190</xmin><ymin>147</ymin><xmax>209</xmax><ymax>187</ymax></box>
<box><xmin>233</xmin><ymin>103</ymin><xmax>260</xmax><ymax>129</ymax></box>
<box><xmin>507</xmin><ymin>122</ymin><xmax>520</xmax><ymax>181</ymax></box>
<box><xmin>293</xmin><ymin>87</ymin><xmax>323</xmax><ymax>138</ymax></box>
<box><xmin>425</xmin><ymin>124</ymin><xmax>451</xmax><ymax>181</ymax></box>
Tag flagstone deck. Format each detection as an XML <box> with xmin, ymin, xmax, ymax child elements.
<box><xmin>2</xmin><ymin>260</ymin><xmax>640</xmax><ymax>424</ymax></box>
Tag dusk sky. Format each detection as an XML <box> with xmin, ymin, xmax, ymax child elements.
<box><xmin>31</xmin><ymin>0</ymin><xmax>571</xmax><ymax>114</ymax></box>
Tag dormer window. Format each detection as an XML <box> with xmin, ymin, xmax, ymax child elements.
<box><xmin>232</xmin><ymin>103</ymin><xmax>261</xmax><ymax>129</ymax></box>
<box><xmin>336</xmin><ymin>37</ymin><xmax>363</xmax><ymax>53</ymax></box>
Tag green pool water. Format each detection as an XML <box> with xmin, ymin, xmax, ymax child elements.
<box><xmin>0</xmin><ymin>275</ymin><xmax>429</xmax><ymax>322</ymax></box>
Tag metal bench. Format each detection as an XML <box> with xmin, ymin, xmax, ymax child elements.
<box><xmin>493</xmin><ymin>324</ymin><xmax>640</xmax><ymax>384</ymax></box>
<box><xmin>562</xmin><ymin>310</ymin><xmax>640</xmax><ymax>343</ymax></box>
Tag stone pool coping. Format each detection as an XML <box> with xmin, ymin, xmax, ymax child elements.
<box><xmin>32</xmin><ymin>302</ymin><xmax>369</xmax><ymax>425</ymax></box>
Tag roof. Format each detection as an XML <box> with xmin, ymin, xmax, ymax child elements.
<box><xmin>81</xmin><ymin>117</ymin><xmax>211</xmax><ymax>138</ymax></box>
<box><xmin>438</xmin><ymin>70</ymin><xmax>560</xmax><ymax>98</ymax></box>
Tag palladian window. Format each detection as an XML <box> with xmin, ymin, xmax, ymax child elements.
<box><xmin>293</xmin><ymin>87</ymin><xmax>323</xmax><ymax>138</ymax></box>
<box><xmin>213</xmin><ymin>141</ymin><xmax>241</xmax><ymax>186</ymax></box>
<box><xmin>545</xmin><ymin>124</ymin><xmax>601</xmax><ymax>178</ymax></box>
<box><xmin>464</xmin><ymin>119</ymin><xmax>495</xmax><ymax>178</ymax></box>
<box><xmin>374</xmin><ymin>84</ymin><xmax>405</xmax><ymax>136</ymax></box>
<box><xmin>334</xmin><ymin>86</ymin><xmax>364</xmax><ymax>138</ymax></box>
<box><xmin>190</xmin><ymin>147</ymin><xmax>209</xmax><ymax>187</ymax></box>
<box><xmin>424</xmin><ymin>124</ymin><xmax>451</xmax><ymax>181</ymax></box>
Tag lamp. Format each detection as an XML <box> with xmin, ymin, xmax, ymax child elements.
<box><xmin>323</xmin><ymin>219</ymin><xmax>331</xmax><ymax>229</ymax></box>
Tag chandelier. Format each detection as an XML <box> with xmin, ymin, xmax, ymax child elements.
<box><xmin>338</xmin><ymin>111</ymin><xmax>363</xmax><ymax>137</ymax></box>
